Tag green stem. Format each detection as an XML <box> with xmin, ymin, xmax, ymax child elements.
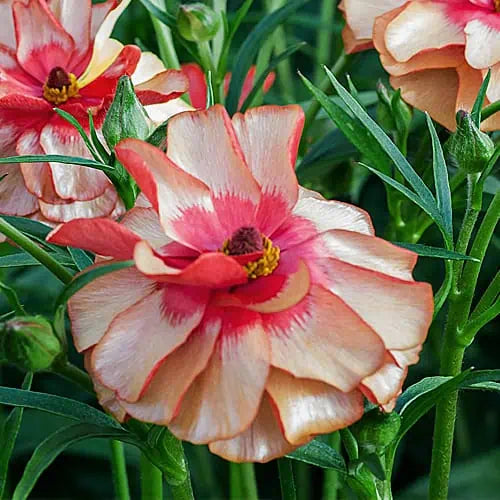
<box><xmin>110</xmin><ymin>440</ymin><xmax>131</xmax><ymax>500</ymax></box>
<box><xmin>471</xmin><ymin>270</ymin><xmax>499</xmax><ymax>319</ymax></box>
<box><xmin>140</xmin><ymin>453</ymin><xmax>163</xmax><ymax>500</ymax></box>
<box><xmin>0</xmin><ymin>217</ymin><xmax>73</xmax><ymax>285</ymax></box>
<box><xmin>149</xmin><ymin>0</ymin><xmax>180</xmax><ymax>69</ymax></box>
<box><xmin>428</xmin><ymin>185</ymin><xmax>499</xmax><ymax>500</ymax></box>
<box><xmin>481</xmin><ymin>99</ymin><xmax>500</xmax><ymax>122</ymax></box>
<box><xmin>198</xmin><ymin>41</ymin><xmax>216</xmax><ymax>74</ymax></box>
<box><xmin>170</xmin><ymin>469</ymin><xmax>195</xmax><ymax>500</ymax></box>
<box><xmin>322</xmin><ymin>432</ymin><xmax>340</xmax><ymax>500</ymax></box>
<box><xmin>53</xmin><ymin>362</ymin><xmax>94</xmax><ymax>394</ymax></box>
<box><xmin>339</xmin><ymin>428</ymin><xmax>358</xmax><ymax>461</ymax></box>
<box><xmin>230</xmin><ymin>463</ymin><xmax>258</xmax><ymax>500</ymax></box>
<box><xmin>313</xmin><ymin>0</ymin><xmax>336</xmax><ymax>85</ymax></box>
<box><xmin>462</xmin><ymin>299</ymin><xmax>500</xmax><ymax>342</ymax></box>
<box><xmin>278</xmin><ymin>458</ymin><xmax>296</xmax><ymax>500</ymax></box>
<box><xmin>211</xmin><ymin>0</ymin><xmax>226</xmax><ymax>66</ymax></box>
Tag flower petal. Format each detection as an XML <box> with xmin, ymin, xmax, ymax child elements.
<box><xmin>0</xmin><ymin>45</ymin><xmax>40</xmax><ymax>97</ymax></box>
<box><xmin>169</xmin><ymin>310</ymin><xmax>270</xmax><ymax>443</ymax></box>
<box><xmin>13</xmin><ymin>0</ymin><xmax>75</xmax><ymax>82</ymax></box>
<box><xmin>135</xmin><ymin>69</ymin><xmax>189</xmax><ymax>106</ymax></box>
<box><xmin>92</xmin><ymin>284</ymin><xmax>207</xmax><ymax>402</ymax></box>
<box><xmin>326</xmin><ymin>258</ymin><xmax>433</xmax><ymax>350</ymax></box>
<box><xmin>67</xmin><ymin>266</ymin><xmax>155</xmax><ymax>351</ymax></box>
<box><xmin>264</xmin><ymin>285</ymin><xmax>386</xmax><ymax>392</ymax></box>
<box><xmin>0</xmin><ymin>162</ymin><xmax>38</xmax><ymax>216</ymax></box>
<box><xmin>119</xmin><ymin>207</ymin><xmax>171</xmax><ymax>249</ymax></box>
<box><xmin>465</xmin><ymin>19</ymin><xmax>500</xmax><ymax>70</ymax></box>
<box><xmin>131</xmin><ymin>51</ymin><xmax>165</xmax><ymax>85</ymax></box>
<box><xmin>232</xmin><ymin>105</ymin><xmax>303</xmax><ymax>234</ymax></box>
<box><xmin>121</xmin><ymin>314</ymin><xmax>221</xmax><ymax>425</ymax></box>
<box><xmin>134</xmin><ymin>240</ymin><xmax>248</xmax><ymax>288</ymax></box>
<box><xmin>0</xmin><ymin>0</ymin><xmax>16</xmax><ymax>49</ymax></box>
<box><xmin>181</xmin><ymin>63</ymin><xmax>207</xmax><ymax>109</ymax></box>
<box><xmin>47</xmin><ymin>218</ymin><xmax>141</xmax><ymax>259</ymax></box>
<box><xmin>266</xmin><ymin>368</ymin><xmax>364</xmax><ymax>445</ymax></box>
<box><xmin>209</xmin><ymin>394</ymin><xmax>296</xmax><ymax>463</ymax></box>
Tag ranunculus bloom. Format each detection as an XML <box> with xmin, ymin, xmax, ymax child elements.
<box><xmin>47</xmin><ymin>105</ymin><xmax>433</xmax><ymax>462</ymax></box>
<box><xmin>340</xmin><ymin>0</ymin><xmax>500</xmax><ymax>131</ymax></box>
<box><xmin>181</xmin><ymin>63</ymin><xmax>275</xmax><ymax>110</ymax></box>
<box><xmin>0</xmin><ymin>0</ymin><xmax>188</xmax><ymax>224</ymax></box>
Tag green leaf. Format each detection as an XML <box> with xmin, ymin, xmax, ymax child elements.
<box><xmin>240</xmin><ymin>41</ymin><xmax>306</xmax><ymax>113</ymax></box>
<box><xmin>55</xmin><ymin>260</ymin><xmax>134</xmax><ymax>308</ymax></box>
<box><xmin>67</xmin><ymin>247</ymin><xmax>94</xmax><ymax>272</ymax></box>
<box><xmin>0</xmin><ymin>387</ymin><xmax>121</xmax><ymax>429</ymax></box>
<box><xmin>322</xmin><ymin>67</ymin><xmax>442</xmax><ymax>220</ymax></box>
<box><xmin>88</xmin><ymin>111</ymin><xmax>111</xmax><ymax>163</ymax></box>
<box><xmin>12</xmin><ymin>423</ymin><xmax>140</xmax><ymax>500</ymax></box>
<box><xmin>0</xmin><ymin>281</ymin><xmax>26</xmax><ymax>315</ymax></box>
<box><xmin>0</xmin><ymin>216</ymin><xmax>51</xmax><ymax>239</ymax></box>
<box><xmin>137</xmin><ymin>0</ymin><xmax>176</xmax><ymax>28</ymax></box>
<box><xmin>471</xmin><ymin>69</ymin><xmax>491</xmax><ymax>127</ymax></box>
<box><xmin>0</xmin><ymin>373</ymin><xmax>33</xmax><ymax>500</ymax></box>
<box><xmin>206</xmin><ymin>70</ymin><xmax>215</xmax><ymax>108</ymax></box>
<box><xmin>0</xmin><ymin>155</ymin><xmax>114</xmax><ymax>174</ymax></box>
<box><xmin>0</xmin><ymin>252</ymin><xmax>75</xmax><ymax>269</ymax></box>
<box><xmin>225</xmin><ymin>0</ymin><xmax>307</xmax><ymax>115</ymax></box>
<box><xmin>287</xmin><ymin>440</ymin><xmax>346</xmax><ymax>473</ymax></box>
<box><xmin>426</xmin><ymin>113</ymin><xmax>453</xmax><ymax>241</ymax></box>
<box><xmin>393</xmin><ymin>242</ymin><xmax>479</xmax><ymax>262</ymax></box>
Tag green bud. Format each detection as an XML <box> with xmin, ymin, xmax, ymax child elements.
<box><xmin>177</xmin><ymin>3</ymin><xmax>220</xmax><ymax>43</ymax></box>
<box><xmin>376</xmin><ymin>81</ymin><xmax>412</xmax><ymax>137</ymax></box>
<box><xmin>350</xmin><ymin>409</ymin><xmax>401</xmax><ymax>455</ymax></box>
<box><xmin>103</xmin><ymin>75</ymin><xmax>151</xmax><ymax>151</ymax></box>
<box><xmin>446</xmin><ymin>110</ymin><xmax>495</xmax><ymax>173</ymax></box>
<box><xmin>1</xmin><ymin>316</ymin><xmax>64</xmax><ymax>372</ymax></box>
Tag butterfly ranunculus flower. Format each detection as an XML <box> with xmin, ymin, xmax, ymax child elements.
<box><xmin>340</xmin><ymin>0</ymin><xmax>500</xmax><ymax>131</ymax></box>
<box><xmin>47</xmin><ymin>105</ymin><xmax>433</xmax><ymax>462</ymax></box>
<box><xmin>0</xmin><ymin>0</ymin><xmax>188</xmax><ymax>224</ymax></box>
<box><xmin>181</xmin><ymin>63</ymin><xmax>275</xmax><ymax>110</ymax></box>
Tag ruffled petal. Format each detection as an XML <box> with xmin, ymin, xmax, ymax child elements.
<box><xmin>169</xmin><ymin>310</ymin><xmax>270</xmax><ymax>443</ymax></box>
<box><xmin>0</xmin><ymin>162</ymin><xmax>38</xmax><ymax>216</ymax></box>
<box><xmin>266</xmin><ymin>368</ymin><xmax>364</xmax><ymax>445</ymax></box>
<box><xmin>91</xmin><ymin>284</ymin><xmax>207</xmax><ymax>402</ymax></box>
<box><xmin>181</xmin><ymin>63</ymin><xmax>207</xmax><ymax>110</ymax></box>
<box><xmin>232</xmin><ymin>105</ymin><xmax>303</xmax><ymax>234</ymax></box>
<box><xmin>0</xmin><ymin>0</ymin><xmax>16</xmax><ymax>49</ymax></box>
<box><xmin>119</xmin><ymin>207</ymin><xmax>171</xmax><ymax>249</ymax></box>
<box><xmin>67</xmin><ymin>266</ymin><xmax>155</xmax><ymax>351</ymax></box>
<box><xmin>0</xmin><ymin>45</ymin><xmax>40</xmax><ymax>97</ymax></box>
<box><xmin>464</xmin><ymin>19</ymin><xmax>500</xmax><ymax>69</ymax></box>
<box><xmin>264</xmin><ymin>285</ymin><xmax>386</xmax><ymax>392</ymax></box>
<box><xmin>209</xmin><ymin>394</ymin><xmax>296</xmax><ymax>463</ymax></box>
<box><xmin>135</xmin><ymin>69</ymin><xmax>189</xmax><ymax>106</ymax></box>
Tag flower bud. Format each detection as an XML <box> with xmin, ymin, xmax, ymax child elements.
<box><xmin>1</xmin><ymin>316</ymin><xmax>64</xmax><ymax>372</ymax></box>
<box><xmin>177</xmin><ymin>3</ymin><xmax>220</xmax><ymax>43</ymax></box>
<box><xmin>350</xmin><ymin>409</ymin><xmax>401</xmax><ymax>455</ymax></box>
<box><xmin>376</xmin><ymin>81</ymin><xmax>412</xmax><ymax>137</ymax></box>
<box><xmin>103</xmin><ymin>75</ymin><xmax>152</xmax><ymax>150</ymax></box>
<box><xmin>446</xmin><ymin>110</ymin><xmax>495</xmax><ymax>173</ymax></box>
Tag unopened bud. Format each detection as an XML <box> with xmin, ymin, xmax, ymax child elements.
<box><xmin>446</xmin><ymin>110</ymin><xmax>495</xmax><ymax>173</ymax></box>
<box><xmin>1</xmin><ymin>316</ymin><xmax>63</xmax><ymax>372</ymax></box>
<box><xmin>376</xmin><ymin>81</ymin><xmax>412</xmax><ymax>137</ymax></box>
<box><xmin>177</xmin><ymin>3</ymin><xmax>220</xmax><ymax>43</ymax></box>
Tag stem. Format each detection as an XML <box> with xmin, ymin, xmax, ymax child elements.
<box><xmin>339</xmin><ymin>428</ymin><xmax>358</xmax><ymax>461</ymax></box>
<box><xmin>211</xmin><ymin>0</ymin><xmax>226</xmax><ymax>67</ymax></box>
<box><xmin>53</xmin><ymin>362</ymin><xmax>94</xmax><ymax>394</ymax></box>
<box><xmin>148</xmin><ymin>0</ymin><xmax>180</xmax><ymax>69</ymax></box>
<box><xmin>471</xmin><ymin>270</ymin><xmax>500</xmax><ymax>319</ymax></box>
<box><xmin>198</xmin><ymin>41</ymin><xmax>215</xmax><ymax>74</ymax></box>
<box><xmin>170</xmin><ymin>469</ymin><xmax>195</xmax><ymax>500</ymax></box>
<box><xmin>313</xmin><ymin>0</ymin><xmax>336</xmax><ymax>85</ymax></box>
<box><xmin>462</xmin><ymin>299</ymin><xmax>500</xmax><ymax>342</ymax></box>
<box><xmin>110</xmin><ymin>440</ymin><xmax>131</xmax><ymax>500</ymax></box>
<box><xmin>230</xmin><ymin>463</ymin><xmax>258</xmax><ymax>500</ymax></box>
<box><xmin>278</xmin><ymin>458</ymin><xmax>296</xmax><ymax>500</ymax></box>
<box><xmin>0</xmin><ymin>217</ymin><xmax>74</xmax><ymax>285</ymax></box>
<box><xmin>322</xmin><ymin>432</ymin><xmax>340</xmax><ymax>500</ymax></box>
<box><xmin>481</xmin><ymin>99</ymin><xmax>500</xmax><ymax>122</ymax></box>
<box><xmin>140</xmin><ymin>453</ymin><xmax>163</xmax><ymax>500</ymax></box>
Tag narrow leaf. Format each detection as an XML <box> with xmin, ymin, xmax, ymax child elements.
<box><xmin>394</xmin><ymin>242</ymin><xmax>479</xmax><ymax>262</ymax></box>
<box><xmin>426</xmin><ymin>113</ymin><xmax>453</xmax><ymax>241</ymax></box>
<box><xmin>0</xmin><ymin>281</ymin><xmax>26</xmax><ymax>315</ymax></box>
<box><xmin>287</xmin><ymin>440</ymin><xmax>346</xmax><ymax>473</ymax></box>
<box><xmin>137</xmin><ymin>0</ymin><xmax>176</xmax><ymax>28</ymax></box>
<box><xmin>0</xmin><ymin>155</ymin><xmax>114</xmax><ymax>173</ymax></box>
<box><xmin>88</xmin><ymin>111</ymin><xmax>111</xmax><ymax>163</ymax></box>
<box><xmin>67</xmin><ymin>247</ymin><xmax>94</xmax><ymax>272</ymax></box>
<box><xmin>206</xmin><ymin>70</ymin><xmax>215</xmax><ymax>109</ymax></box>
<box><xmin>0</xmin><ymin>216</ymin><xmax>51</xmax><ymax>239</ymax></box>
<box><xmin>56</xmin><ymin>260</ymin><xmax>134</xmax><ymax>308</ymax></box>
<box><xmin>0</xmin><ymin>387</ymin><xmax>121</xmax><ymax>429</ymax></box>
<box><xmin>0</xmin><ymin>253</ymin><xmax>75</xmax><ymax>269</ymax></box>
<box><xmin>471</xmin><ymin>69</ymin><xmax>491</xmax><ymax>127</ymax></box>
<box><xmin>226</xmin><ymin>0</ymin><xmax>307</xmax><ymax>115</ymax></box>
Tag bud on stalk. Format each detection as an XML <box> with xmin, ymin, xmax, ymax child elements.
<box><xmin>177</xmin><ymin>3</ymin><xmax>220</xmax><ymax>43</ymax></box>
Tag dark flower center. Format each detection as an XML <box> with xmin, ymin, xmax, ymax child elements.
<box><xmin>225</xmin><ymin>226</ymin><xmax>263</xmax><ymax>255</ymax></box>
<box><xmin>46</xmin><ymin>67</ymin><xmax>71</xmax><ymax>89</ymax></box>
<box><xmin>43</xmin><ymin>67</ymin><xmax>79</xmax><ymax>105</ymax></box>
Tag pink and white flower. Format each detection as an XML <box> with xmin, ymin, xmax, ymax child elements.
<box><xmin>47</xmin><ymin>105</ymin><xmax>433</xmax><ymax>462</ymax></box>
<box><xmin>340</xmin><ymin>0</ymin><xmax>500</xmax><ymax>131</ymax></box>
<box><xmin>0</xmin><ymin>0</ymin><xmax>188</xmax><ymax>224</ymax></box>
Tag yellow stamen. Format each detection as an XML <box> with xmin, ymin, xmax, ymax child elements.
<box><xmin>43</xmin><ymin>72</ymin><xmax>79</xmax><ymax>105</ymax></box>
<box><xmin>223</xmin><ymin>235</ymin><xmax>280</xmax><ymax>279</ymax></box>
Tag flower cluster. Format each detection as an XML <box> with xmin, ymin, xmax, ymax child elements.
<box><xmin>341</xmin><ymin>0</ymin><xmax>500</xmax><ymax>130</ymax></box>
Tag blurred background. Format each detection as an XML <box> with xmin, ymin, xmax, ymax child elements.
<box><xmin>0</xmin><ymin>0</ymin><xmax>498</xmax><ymax>498</ymax></box>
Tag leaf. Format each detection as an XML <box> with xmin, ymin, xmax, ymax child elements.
<box><xmin>55</xmin><ymin>260</ymin><xmax>134</xmax><ymax>308</ymax></box>
<box><xmin>225</xmin><ymin>0</ymin><xmax>307</xmax><ymax>115</ymax></box>
<box><xmin>394</xmin><ymin>242</ymin><xmax>479</xmax><ymax>262</ymax></box>
<box><xmin>88</xmin><ymin>111</ymin><xmax>111</xmax><ymax>163</ymax></box>
<box><xmin>0</xmin><ymin>281</ymin><xmax>26</xmax><ymax>315</ymax></box>
<box><xmin>12</xmin><ymin>423</ymin><xmax>140</xmax><ymax>500</ymax></box>
<box><xmin>471</xmin><ymin>69</ymin><xmax>491</xmax><ymax>127</ymax></box>
<box><xmin>426</xmin><ymin>113</ymin><xmax>453</xmax><ymax>241</ymax></box>
<box><xmin>0</xmin><ymin>216</ymin><xmax>52</xmax><ymax>239</ymax></box>
<box><xmin>240</xmin><ymin>41</ymin><xmax>306</xmax><ymax>113</ymax></box>
<box><xmin>206</xmin><ymin>70</ymin><xmax>215</xmax><ymax>109</ymax></box>
<box><xmin>287</xmin><ymin>440</ymin><xmax>347</xmax><ymax>473</ymax></box>
<box><xmin>322</xmin><ymin>67</ymin><xmax>442</xmax><ymax>221</ymax></box>
<box><xmin>137</xmin><ymin>0</ymin><xmax>176</xmax><ymax>28</ymax></box>
<box><xmin>0</xmin><ymin>387</ymin><xmax>121</xmax><ymax>429</ymax></box>
<box><xmin>0</xmin><ymin>252</ymin><xmax>75</xmax><ymax>269</ymax></box>
<box><xmin>0</xmin><ymin>155</ymin><xmax>114</xmax><ymax>174</ymax></box>
<box><xmin>0</xmin><ymin>373</ymin><xmax>33</xmax><ymax>500</ymax></box>
<box><xmin>67</xmin><ymin>247</ymin><xmax>94</xmax><ymax>272</ymax></box>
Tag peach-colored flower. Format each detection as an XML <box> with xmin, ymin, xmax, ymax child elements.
<box><xmin>0</xmin><ymin>0</ymin><xmax>188</xmax><ymax>224</ymax></box>
<box><xmin>47</xmin><ymin>105</ymin><xmax>433</xmax><ymax>463</ymax></box>
<box><xmin>340</xmin><ymin>0</ymin><xmax>500</xmax><ymax>131</ymax></box>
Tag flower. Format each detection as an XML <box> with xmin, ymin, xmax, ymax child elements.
<box><xmin>181</xmin><ymin>63</ymin><xmax>275</xmax><ymax>110</ymax></box>
<box><xmin>47</xmin><ymin>105</ymin><xmax>433</xmax><ymax>463</ymax></box>
<box><xmin>340</xmin><ymin>0</ymin><xmax>500</xmax><ymax>131</ymax></box>
<box><xmin>0</xmin><ymin>0</ymin><xmax>189</xmax><ymax>224</ymax></box>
